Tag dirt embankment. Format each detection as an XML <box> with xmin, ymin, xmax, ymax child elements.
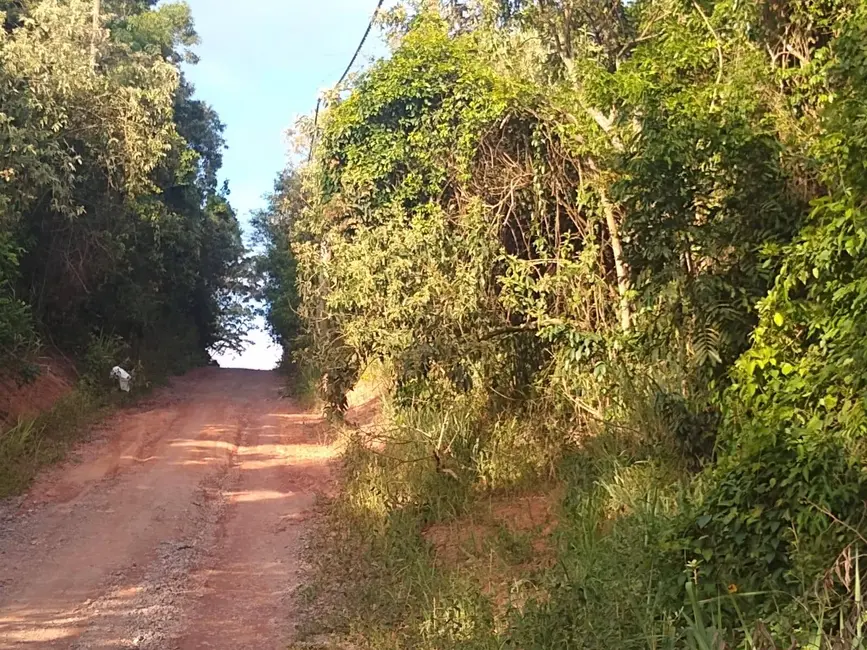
<box><xmin>0</xmin><ymin>368</ymin><xmax>340</xmax><ymax>649</ymax></box>
<box><xmin>0</xmin><ymin>357</ymin><xmax>76</xmax><ymax>428</ymax></box>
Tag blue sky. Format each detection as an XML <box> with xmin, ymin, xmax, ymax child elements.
<box><xmin>182</xmin><ymin>0</ymin><xmax>387</xmax><ymax>369</ymax></box>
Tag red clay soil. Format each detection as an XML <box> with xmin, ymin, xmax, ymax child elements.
<box><xmin>423</xmin><ymin>490</ymin><xmax>561</xmax><ymax>615</ymax></box>
<box><xmin>0</xmin><ymin>368</ymin><xmax>339</xmax><ymax>649</ymax></box>
<box><xmin>0</xmin><ymin>357</ymin><xmax>75</xmax><ymax>427</ymax></box>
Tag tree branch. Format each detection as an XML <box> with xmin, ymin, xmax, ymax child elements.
<box><xmin>692</xmin><ymin>1</ymin><xmax>724</xmax><ymax>110</ymax></box>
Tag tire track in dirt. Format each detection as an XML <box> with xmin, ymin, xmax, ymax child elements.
<box><xmin>0</xmin><ymin>369</ymin><xmax>337</xmax><ymax>649</ymax></box>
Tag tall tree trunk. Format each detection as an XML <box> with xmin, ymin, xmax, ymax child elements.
<box><xmin>90</xmin><ymin>0</ymin><xmax>100</xmax><ymax>69</ymax></box>
<box><xmin>599</xmin><ymin>187</ymin><xmax>632</xmax><ymax>332</ymax></box>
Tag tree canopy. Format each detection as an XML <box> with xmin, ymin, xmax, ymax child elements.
<box><xmin>258</xmin><ymin>0</ymin><xmax>867</xmax><ymax>645</ymax></box>
<box><xmin>0</xmin><ymin>0</ymin><xmax>247</xmax><ymax>378</ymax></box>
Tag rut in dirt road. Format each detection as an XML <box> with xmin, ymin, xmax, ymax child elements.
<box><xmin>0</xmin><ymin>369</ymin><xmax>338</xmax><ymax>649</ymax></box>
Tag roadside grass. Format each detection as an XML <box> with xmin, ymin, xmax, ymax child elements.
<box><xmin>0</xmin><ymin>386</ymin><xmax>131</xmax><ymax>497</ymax></box>
<box><xmin>290</xmin><ymin>387</ymin><xmax>867</xmax><ymax>650</ymax></box>
<box><xmin>0</xmin><ymin>338</ymin><xmax>204</xmax><ymax>499</ymax></box>
<box><xmin>280</xmin><ymin>359</ymin><xmax>323</xmax><ymax>411</ymax></box>
<box><xmin>290</xmin><ymin>396</ymin><xmax>570</xmax><ymax>650</ymax></box>
<box><xmin>505</xmin><ymin>446</ymin><xmax>686</xmax><ymax>650</ymax></box>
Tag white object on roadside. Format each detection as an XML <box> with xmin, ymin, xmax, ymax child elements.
<box><xmin>110</xmin><ymin>366</ymin><xmax>132</xmax><ymax>392</ymax></box>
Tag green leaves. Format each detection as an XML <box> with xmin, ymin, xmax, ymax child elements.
<box><xmin>269</xmin><ymin>3</ymin><xmax>867</xmax><ymax>643</ymax></box>
<box><xmin>0</xmin><ymin>0</ymin><xmax>245</xmax><ymax>375</ymax></box>
<box><xmin>674</xmin><ymin>3</ymin><xmax>867</xmax><ymax>618</ymax></box>
<box><xmin>290</xmin><ymin>17</ymin><xmax>522</xmax><ymax>405</ymax></box>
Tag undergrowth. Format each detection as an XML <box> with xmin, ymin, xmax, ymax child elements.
<box><xmin>273</xmin><ymin>3</ymin><xmax>867</xmax><ymax>648</ymax></box>
<box><xmin>0</xmin><ymin>389</ymin><xmax>112</xmax><ymax>497</ymax></box>
<box><xmin>0</xmin><ymin>334</ymin><xmax>205</xmax><ymax>498</ymax></box>
<box><xmin>293</xmin><ymin>392</ymin><xmax>867</xmax><ymax>650</ymax></box>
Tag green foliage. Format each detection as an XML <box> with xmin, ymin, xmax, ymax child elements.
<box><xmin>674</xmin><ymin>3</ymin><xmax>867</xmax><ymax>623</ymax></box>
<box><xmin>0</xmin><ymin>232</ymin><xmax>36</xmax><ymax>374</ymax></box>
<box><xmin>0</xmin><ymin>384</ymin><xmax>117</xmax><ymax>497</ymax></box>
<box><xmin>269</xmin><ymin>0</ymin><xmax>867</xmax><ymax>647</ymax></box>
<box><xmin>252</xmin><ymin>169</ymin><xmax>305</xmax><ymax>352</ymax></box>
<box><xmin>678</xmin><ymin>441</ymin><xmax>866</xmax><ymax>600</ymax></box>
<box><xmin>0</xmin><ymin>0</ymin><xmax>248</xmax><ymax>379</ymax></box>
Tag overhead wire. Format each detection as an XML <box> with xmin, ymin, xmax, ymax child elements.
<box><xmin>308</xmin><ymin>0</ymin><xmax>387</xmax><ymax>163</ymax></box>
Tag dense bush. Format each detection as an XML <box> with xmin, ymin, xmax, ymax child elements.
<box><xmin>265</xmin><ymin>0</ymin><xmax>867</xmax><ymax>647</ymax></box>
<box><xmin>0</xmin><ymin>0</ymin><xmax>248</xmax><ymax>380</ymax></box>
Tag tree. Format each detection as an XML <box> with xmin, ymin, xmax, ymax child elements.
<box><xmin>0</xmin><ymin>0</ymin><xmax>248</xmax><ymax>377</ymax></box>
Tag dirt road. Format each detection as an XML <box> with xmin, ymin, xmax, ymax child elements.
<box><xmin>0</xmin><ymin>369</ymin><xmax>337</xmax><ymax>649</ymax></box>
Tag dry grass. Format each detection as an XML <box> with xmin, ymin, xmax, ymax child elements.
<box><xmin>423</xmin><ymin>489</ymin><xmax>561</xmax><ymax>619</ymax></box>
<box><xmin>0</xmin><ymin>389</ymin><xmax>108</xmax><ymax>497</ymax></box>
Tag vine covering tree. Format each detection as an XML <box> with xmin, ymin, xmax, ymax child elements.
<box><xmin>257</xmin><ymin>0</ymin><xmax>867</xmax><ymax>645</ymax></box>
